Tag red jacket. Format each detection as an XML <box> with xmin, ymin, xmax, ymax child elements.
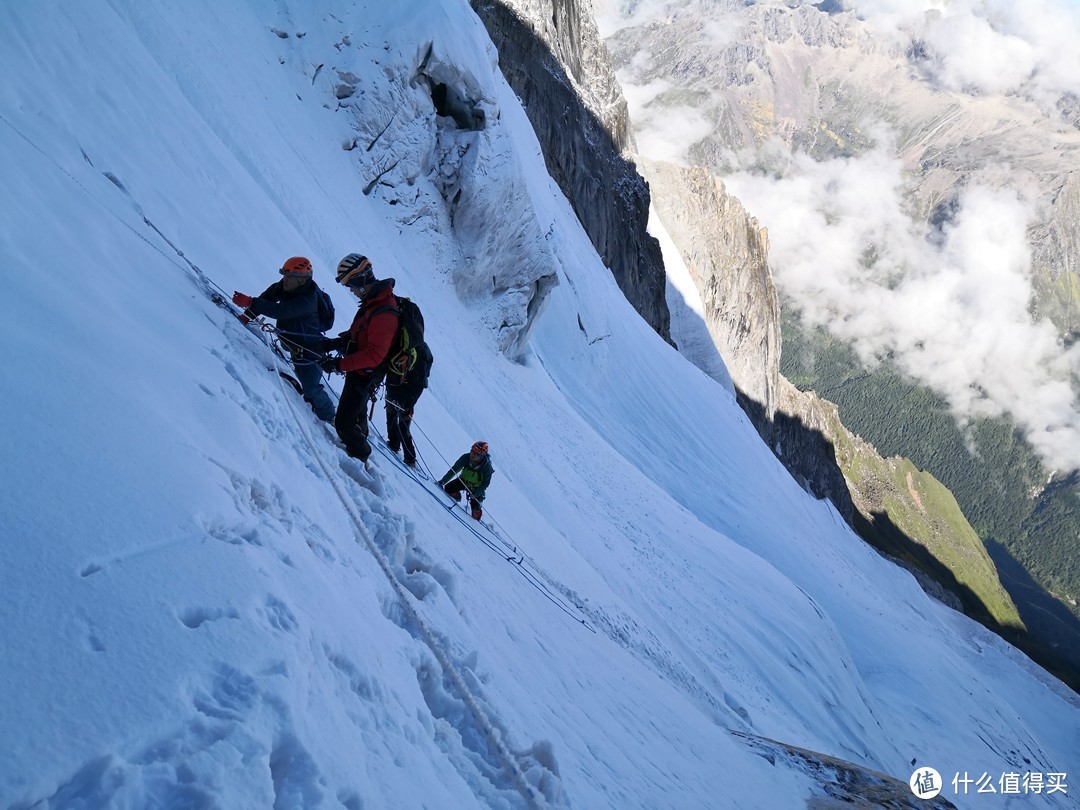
<box><xmin>340</xmin><ymin>281</ymin><xmax>400</xmax><ymax>375</ymax></box>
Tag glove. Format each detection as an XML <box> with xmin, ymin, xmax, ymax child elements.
<box><xmin>319</xmin><ymin>355</ymin><xmax>341</xmax><ymax>374</ymax></box>
<box><xmin>237</xmin><ymin>313</ymin><xmax>251</xmax><ymax>325</ymax></box>
<box><xmin>471</xmin><ymin>505</ymin><xmax>483</xmax><ymax>521</ymax></box>
<box><xmin>232</xmin><ymin>291</ymin><xmax>253</xmax><ymax>308</ymax></box>
<box><xmin>315</xmin><ymin>335</ymin><xmax>346</xmax><ymax>353</ymax></box>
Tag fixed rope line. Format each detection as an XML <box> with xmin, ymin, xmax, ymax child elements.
<box><xmin>0</xmin><ymin>111</ymin><xmax>207</xmax><ymax>282</ymax></box>
<box><xmin>270</xmin><ymin>354</ymin><xmax>545</xmax><ymax>810</ymax></box>
<box><xmin>268</xmin><ymin>328</ymin><xmax>335</xmax><ymax>365</ymax></box>
<box><xmin>0</xmin><ymin>111</ymin><xmax>302</xmax><ymax>374</ymax></box>
<box><xmin>1</xmin><ymin>110</ymin><xmax>334</xmax><ymax>381</ymax></box>
<box><xmin>401</xmin><ymin>415</ymin><xmax>592</xmax><ymax>629</ymax></box>
<box><xmin>380</xmin><ymin>397</ymin><xmax>446</xmax><ymax>483</ymax></box>
<box><xmin>2</xmin><ymin>110</ymin><xmax>548</xmax><ymax>805</ymax></box>
<box><xmin>369</xmin><ymin>427</ymin><xmax>595</xmax><ymax>631</ymax></box>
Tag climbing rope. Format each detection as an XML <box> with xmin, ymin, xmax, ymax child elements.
<box><xmin>320</xmin><ymin>377</ymin><xmax>592</xmax><ymax>632</ymax></box>
<box><xmin>270</xmin><ymin>361</ymin><xmax>545</xmax><ymax>810</ymax></box>
<box><xmin>7</xmin><ymin>102</ymin><xmax>589</xmax><ymax>634</ymax></box>
<box><xmin>1</xmin><ymin>109</ymin><xmax>546</xmax><ymax>806</ymax></box>
<box><xmin>369</xmin><ymin>408</ymin><xmax>595</xmax><ymax>632</ymax></box>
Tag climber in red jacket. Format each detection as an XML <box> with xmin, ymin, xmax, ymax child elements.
<box><xmin>319</xmin><ymin>254</ymin><xmax>400</xmax><ymax>462</ymax></box>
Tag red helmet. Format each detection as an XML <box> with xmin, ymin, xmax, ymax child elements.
<box><xmin>471</xmin><ymin>441</ymin><xmax>489</xmax><ymax>456</ymax></box>
<box><xmin>280</xmin><ymin>256</ymin><xmax>313</xmax><ymax>276</ymax></box>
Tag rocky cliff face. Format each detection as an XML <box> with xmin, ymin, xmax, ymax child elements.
<box><xmin>469</xmin><ymin>0</ymin><xmax>670</xmax><ymax>341</ymax></box>
<box><xmin>638</xmin><ymin>158</ymin><xmax>780</xmax><ymax>414</ymax></box>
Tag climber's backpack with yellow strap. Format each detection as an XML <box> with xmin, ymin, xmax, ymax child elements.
<box><xmin>375</xmin><ymin>296</ymin><xmax>431</xmax><ymax>386</ymax></box>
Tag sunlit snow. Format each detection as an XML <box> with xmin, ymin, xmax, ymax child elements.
<box><xmin>1</xmin><ymin>1</ymin><xmax>1077</xmax><ymax>808</ymax></box>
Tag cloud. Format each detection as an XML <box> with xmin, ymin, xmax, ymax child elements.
<box><xmin>847</xmin><ymin>0</ymin><xmax>1080</xmax><ymax>111</ymax></box>
<box><xmin>724</xmin><ymin>140</ymin><xmax>1080</xmax><ymax>471</ymax></box>
<box><xmin>593</xmin><ymin>0</ymin><xmax>676</xmax><ymax>36</ymax></box>
<box><xmin>600</xmin><ymin>0</ymin><xmax>1080</xmax><ymax>113</ymax></box>
<box><xmin>621</xmin><ymin>79</ymin><xmax>716</xmax><ymax>164</ymax></box>
<box><xmin>921</xmin><ymin>13</ymin><xmax>1038</xmax><ymax>94</ymax></box>
<box><xmin>600</xmin><ymin>0</ymin><xmax>1080</xmax><ymax>470</ymax></box>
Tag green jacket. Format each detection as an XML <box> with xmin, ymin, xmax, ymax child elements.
<box><xmin>439</xmin><ymin>453</ymin><xmax>494</xmax><ymax>501</ymax></box>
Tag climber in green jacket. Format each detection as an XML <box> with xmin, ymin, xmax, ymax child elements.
<box><xmin>439</xmin><ymin>440</ymin><xmax>494</xmax><ymax>520</ymax></box>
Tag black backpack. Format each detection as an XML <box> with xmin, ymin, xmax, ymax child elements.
<box><xmin>377</xmin><ymin>296</ymin><xmax>429</xmax><ymax>384</ymax></box>
<box><xmin>412</xmin><ymin>341</ymin><xmax>434</xmax><ymax>389</ymax></box>
<box><xmin>314</xmin><ymin>285</ymin><xmax>336</xmax><ymax>333</ymax></box>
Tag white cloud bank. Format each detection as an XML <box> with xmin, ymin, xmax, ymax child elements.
<box><xmin>598</xmin><ymin>0</ymin><xmax>1080</xmax><ymax>109</ymax></box>
<box><xmin>848</xmin><ymin>0</ymin><xmax>1080</xmax><ymax>109</ymax></box>
<box><xmin>621</xmin><ymin>77</ymin><xmax>716</xmax><ymax>163</ymax></box>
<box><xmin>725</xmin><ymin>141</ymin><xmax>1080</xmax><ymax>472</ymax></box>
<box><xmin>598</xmin><ymin>0</ymin><xmax>1080</xmax><ymax>471</ymax></box>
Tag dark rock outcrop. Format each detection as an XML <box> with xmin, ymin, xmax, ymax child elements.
<box><xmin>469</xmin><ymin>0</ymin><xmax>671</xmax><ymax>342</ymax></box>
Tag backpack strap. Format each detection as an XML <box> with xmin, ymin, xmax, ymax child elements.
<box><xmin>375</xmin><ymin>302</ymin><xmax>419</xmax><ymax>383</ymax></box>
<box><xmin>367</xmin><ymin>304</ymin><xmax>404</xmax><ymax>374</ymax></box>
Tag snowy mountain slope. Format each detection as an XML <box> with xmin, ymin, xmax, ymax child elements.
<box><xmin>1</xmin><ymin>1</ymin><xmax>1077</xmax><ymax>808</ymax></box>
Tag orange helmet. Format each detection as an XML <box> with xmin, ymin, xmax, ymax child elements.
<box><xmin>471</xmin><ymin>441</ymin><xmax>489</xmax><ymax>456</ymax></box>
<box><xmin>280</xmin><ymin>256</ymin><xmax>313</xmax><ymax>276</ymax></box>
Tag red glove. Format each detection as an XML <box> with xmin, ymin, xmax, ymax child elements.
<box><xmin>471</xmin><ymin>506</ymin><xmax>483</xmax><ymax>521</ymax></box>
<box><xmin>232</xmin><ymin>291</ymin><xmax>253</xmax><ymax>308</ymax></box>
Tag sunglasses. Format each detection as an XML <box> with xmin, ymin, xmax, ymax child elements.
<box><xmin>339</xmin><ymin>259</ymin><xmax>373</xmax><ymax>287</ymax></box>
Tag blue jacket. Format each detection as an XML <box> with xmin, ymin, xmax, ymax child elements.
<box><xmin>246</xmin><ymin>279</ymin><xmax>326</xmax><ymax>353</ymax></box>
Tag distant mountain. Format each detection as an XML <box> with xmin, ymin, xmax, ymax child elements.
<box><xmin>602</xmin><ymin>0</ymin><xmax>1080</xmax><ymax>687</ymax></box>
<box><xmin>605</xmin><ymin>0</ymin><xmax>1080</xmax><ymax>335</ymax></box>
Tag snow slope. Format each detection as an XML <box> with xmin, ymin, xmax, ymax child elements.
<box><xmin>1</xmin><ymin>1</ymin><xmax>1077</xmax><ymax>808</ymax></box>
